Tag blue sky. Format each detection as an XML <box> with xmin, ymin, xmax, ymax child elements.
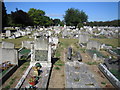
<box><xmin>4</xmin><ymin>2</ymin><xmax>118</xmax><ymax>21</ymax></box>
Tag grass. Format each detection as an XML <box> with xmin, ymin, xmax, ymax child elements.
<box><xmin>91</xmin><ymin>38</ymin><xmax>119</xmax><ymax>47</ymax></box>
<box><xmin>101</xmin><ymin>82</ymin><xmax>106</xmax><ymax>85</ymax></box>
<box><xmin>87</xmin><ymin>49</ymin><xmax>106</xmax><ymax>58</ymax></box>
<box><xmin>59</xmin><ymin>38</ymin><xmax>78</xmax><ymax>49</ymax></box>
<box><xmin>86</xmin><ymin>61</ymin><xmax>99</xmax><ymax>65</ymax></box>
<box><xmin>54</xmin><ymin>67</ymin><xmax>60</xmax><ymax>70</ymax></box>
<box><xmin>110</xmin><ymin>69</ymin><xmax>120</xmax><ymax>81</ymax></box>
<box><xmin>4</xmin><ymin>76</ymin><xmax>17</xmax><ymax>89</ymax></box>
<box><xmin>55</xmin><ymin>60</ymin><xmax>64</xmax><ymax>66</ymax></box>
<box><xmin>5</xmin><ymin>85</ymin><xmax>10</xmax><ymax>89</ymax></box>
<box><xmin>2</xmin><ymin>35</ymin><xmax>34</xmax><ymax>48</ymax></box>
<box><xmin>80</xmin><ymin>48</ymin><xmax>86</xmax><ymax>53</ymax></box>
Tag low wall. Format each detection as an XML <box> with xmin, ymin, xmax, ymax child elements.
<box><xmin>0</xmin><ymin>65</ymin><xmax>18</xmax><ymax>86</ymax></box>
<box><xmin>98</xmin><ymin>63</ymin><xmax>120</xmax><ymax>88</ymax></box>
<box><xmin>15</xmin><ymin>65</ymin><xmax>32</xmax><ymax>89</ymax></box>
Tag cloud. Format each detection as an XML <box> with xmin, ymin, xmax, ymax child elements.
<box><xmin>46</xmin><ymin>14</ymin><xmax>64</xmax><ymax>17</ymax></box>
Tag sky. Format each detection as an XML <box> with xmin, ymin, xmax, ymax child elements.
<box><xmin>4</xmin><ymin>2</ymin><xmax>119</xmax><ymax>22</ymax></box>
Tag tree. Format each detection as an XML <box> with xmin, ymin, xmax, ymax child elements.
<box><xmin>53</xmin><ymin>19</ymin><xmax>61</xmax><ymax>26</ymax></box>
<box><xmin>64</xmin><ymin>8</ymin><xmax>88</xmax><ymax>27</ymax></box>
<box><xmin>11</xmin><ymin>9</ymin><xmax>33</xmax><ymax>27</ymax></box>
<box><xmin>28</xmin><ymin>8</ymin><xmax>45</xmax><ymax>26</ymax></box>
<box><xmin>2</xmin><ymin>2</ymin><xmax>7</xmax><ymax>32</ymax></box>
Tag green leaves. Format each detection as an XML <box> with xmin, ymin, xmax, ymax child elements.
<box><xmin>28</xmin><ymin>8</ymin><xmax>53</xmax><ymax>27</ymax></box>
<box><xmin>64</xmin><ymin>8</ymin><xmax>88</xmax><ymax>26</ymax></box>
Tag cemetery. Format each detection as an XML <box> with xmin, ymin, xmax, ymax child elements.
<box><xmin>1</xmin><ymin>2</ymin><xmax>120</xmax><ymax>89</ymax></box>
<box><xmin>1</xmin><ymin>25</ymin><xmax>119</xmax><ymax>89</ymax></box>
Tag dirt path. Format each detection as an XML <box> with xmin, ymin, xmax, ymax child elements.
<box><xmin>48</xmin><ymin>49</ymin><xmax>66</xmax><ymax>88</ymax></box>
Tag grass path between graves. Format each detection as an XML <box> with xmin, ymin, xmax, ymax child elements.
<box><xmin>1</xmin><ymin>61</ymin><xmax>30</xmax><ymax>89</ymax></box>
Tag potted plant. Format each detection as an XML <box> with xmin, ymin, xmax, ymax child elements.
<box><xmin>29</xmin><ymin>77</ymin><xmax>36</xmax><ymax>86</ymax></box>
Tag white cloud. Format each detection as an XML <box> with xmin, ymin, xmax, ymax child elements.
<box><xmin>46</xmin><ymin>14</ymin><xmax>63</xmax><ymax>17</ymax></box>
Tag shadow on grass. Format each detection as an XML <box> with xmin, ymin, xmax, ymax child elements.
<box><xmin>51</xmin><ymin>57</ymin><xmax>60</xmax><ymax>64</ymax></box>
<box><xmin>18</xmin><ymin>60</ymin><xmax>27</xmax><ymax>67</ymax></box>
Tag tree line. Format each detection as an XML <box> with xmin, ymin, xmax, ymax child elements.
<box><xmin>2</xmin><ymin>2</ymin><xmax>64</xmax><ymax>29</ymax></box>
<box><xmin>85</xmin><ymin>20</ymin><xmax>120</xmax><ymax>27</ymax></box>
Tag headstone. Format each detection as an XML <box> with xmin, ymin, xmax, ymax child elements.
<box><xmin>79</xmin><ymin>34</ymin><xmax>91</xmax><ymax>43</ymax></box>
<box><xmin>87</xmin><ymin>40</ymin><xmax>101</xmax><ymax>51</ymax></box>
<box><xmin>22</xmin><ymin>41</ymin><xmax>33</xmax><ymax>49</ymax></box>
<box><xmin>0</xmin><ymin>48</ymin><xmax>18</xmax><ymax>65</ymax></box>
<box><xmin>34</xmin><ymin>38</ymin><xmax>48</xmax><ymax>50</ymax></box>
<box><xmin>2</xmin><ymin>41</ymin><xmax>14</xmax><ymax>49</ymax></box>
<box><xmin>6</xmin><ymin>30</ymin><xmax>11</xmax><ymax>37</ymax></box>
<box><xmin>93</xmin><ymin>53</ymin><xmax>97</xmax><ymax>60</ymax></box>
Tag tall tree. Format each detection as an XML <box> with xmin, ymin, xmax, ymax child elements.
<box><xmin>64</xmin><ymin>8</ymin><xmax>88</xmax><ymax>27</ymax></box>
<box><xmin>28</xmin><ymin>8</ymin><xmax>45</xmax><ymax>26</ymax></box>
<box><xmin>28</xmin><ymin>8</ymin><xmax>53</xmax><ymax>27</ymax></box>
<box><xmin>2</xmin><ymin>2</ymin><xmax>7</xmax><ymax>32</ymax></box>
<box><xmin>11</xmin><ymin>9</ymin><xmax>33</xmax><ymax>27</ymax></box>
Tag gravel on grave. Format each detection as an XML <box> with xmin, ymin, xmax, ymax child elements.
<box><xmin>65</xmin><ymin>61</ymin><xmax>100</xmax><ymax>88</ymax></box>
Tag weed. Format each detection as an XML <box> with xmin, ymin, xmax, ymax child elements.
<box><xmin>54</xmin><ymin>67</ymin><xmax>60</xmax><ymax>70</ymax></box>
<box><xmin>101</xmin><ymin>82</ymin><xmax>106</xmax><ymax>85</ymax></box>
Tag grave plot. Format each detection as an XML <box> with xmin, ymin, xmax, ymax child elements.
<box><xmin>0</xmin><ymin>61</ymin><xmax>15</xmax><ymax>78</ymax></box>
<box><xmin>21</xmin><ymin>65</ymin><xmax>50</xmax><ymax>88</ymax></box>
<box><xmin>65</xmin><ymin>61</ymin><xmax>100</xmax><ymax>88</ymax></box>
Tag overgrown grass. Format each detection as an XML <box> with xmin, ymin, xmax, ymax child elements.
<box><xmin>91</xmin><ymin>38</ymin><xmax>119</xmax><ymax>47</ymax></box>
<box><xmin>2</xmin><ymin>35</ymin><xmax>34</xmax><ymax>48</ymax></box>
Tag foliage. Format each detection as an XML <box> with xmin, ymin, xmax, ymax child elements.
<box><xmin>28</xmin><ymin>8</ymin><xmax>53</xmax><ymax>27</ymax></box>
<box><xmin>2</xmin><ymin>2</ymin><xmax>7</xmax><ymax>32</ymax></box>
<box><xmin>77</xmin><ymin>23</ymin><xmax>83</xmax><ymax>29</ymax></box>
<box><xmin>10</xmin><ymin>9</ymin><xmax>33</xmax><ymax>27</ymax></box>
<box><xmin>86</xmin><ymin>20</ymin><xmax>120</xmax><ymax>27</ymax></box>
<box><xmin>53</xmin><ymin>19</ymin><xmax>61</xmax><ymax>26</ymax></box>
<box><xmin>64</xmin><ymin>8</ymin><xmax>88</xmax><ymax>26</ymax></box>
